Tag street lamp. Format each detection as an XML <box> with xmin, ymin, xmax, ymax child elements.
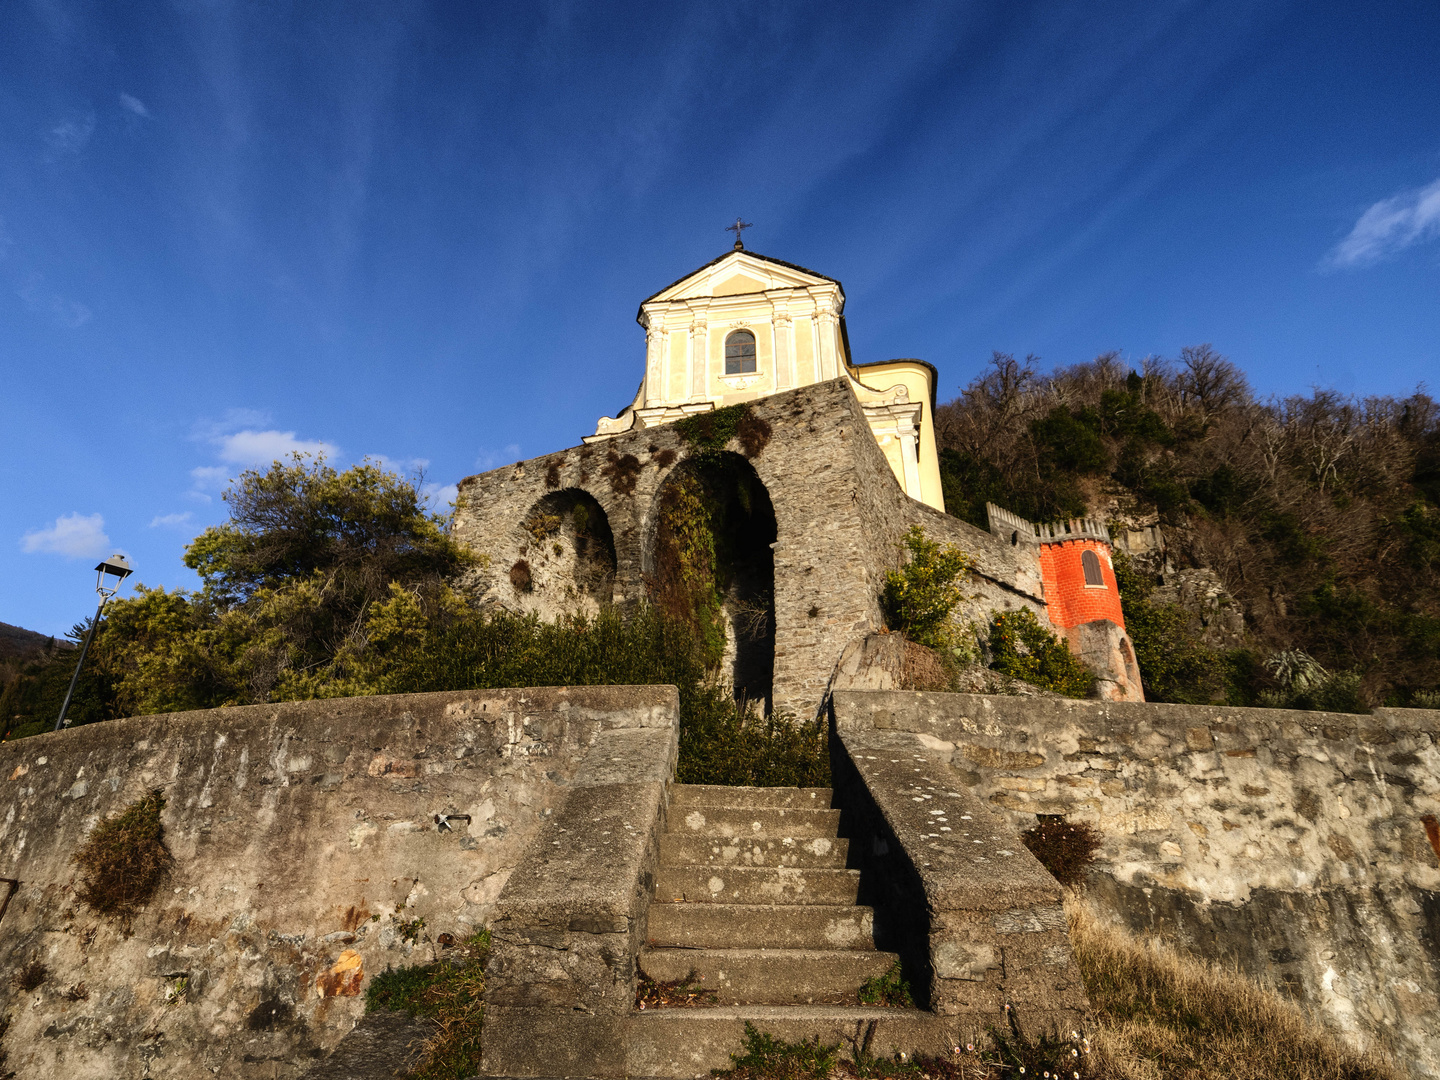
<box><xmin>54</xmin><ymin>554</ymin><xmax>134</xmax><ymax>732</ymax></box>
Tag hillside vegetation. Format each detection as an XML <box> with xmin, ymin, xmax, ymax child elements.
<box><xmin>935</xmin><ymin>349</ymin><xmax>1440</xmax><ymax>707</ymax></box>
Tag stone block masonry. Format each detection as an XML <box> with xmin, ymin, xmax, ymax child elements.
<box><xmin>833</xmin><ymin>690</ymin><xmax>1440</xmax><ymax>1078</ymax></box>
<box><xmin>0</xmin><ymin>685</ymin><xmax>677</xmax><ymax>1080</ymax></box>
<box><xmin>452</xmin><ymin>377</ymin><xmax>1051</xmax><ymax>718</ymax></box>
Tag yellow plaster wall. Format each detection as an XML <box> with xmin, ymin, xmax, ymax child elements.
<box><xmin>852</xmin><ymin>360</ymin><xmax>944</xmax><ymax>512</ymax></box>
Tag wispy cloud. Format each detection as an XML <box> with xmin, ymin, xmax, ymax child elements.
<box><xmin>21</xmin><ymin>512</ymin><xmax>110</xmax><ymax>559</ymax></box>
<box><xmin>1326</xmin><ymin>176</ymin><xmax>1440</xmax><ymax>269</ymax></box>
<box><xmin>119</xmin><ymin>93</ymin><xmax>150</xmax><ymax>118</ymax></box>
<box><xmin>422</xmin><ymin>482</ymin><xmax>459</xmax><ymax>513</ymax></box>
<box><xmin>18</xmin><ymin>274</ymin><xmax>91</xmax><ymax>327</ymax></box>
<box><xmin>189</xmin><ymin>466</ymin><xmax>228</xmax><ymax>490</ymax></box>
<box><xmin>474</xmin><ymin>444</ymin><xmax>522</xmax><ymax>471</ymax></box>
<box><xmin>47</xmin><ymin>112</ymin><xmax>95</xmax><ymax>155</ymax></box>
<box><xmin>184</xmin><ymin>410</ymin><xmax>341</xmax><ymax>501</ymax></box>
<box><xmin>367</xmin><ymin>453</ymin><xmax>430</xmax><ymax>474</ymax></box>
<box><xmin>149</xmin><ymin>511</ymin><xmax>194</xmax><ymax>529</ymax></box>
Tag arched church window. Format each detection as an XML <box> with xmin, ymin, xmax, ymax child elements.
<box><xmin>1082</xmin><ymin>549</ymin><xmax>1104</xmax><ymax>586</ymax></box>
<box><xmin>725</xmin><ymin>330</ymin><xmax>757</xmax><ymax>374</ymax></box>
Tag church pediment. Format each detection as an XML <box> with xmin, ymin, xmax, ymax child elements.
<box><xmin>639</xmin><ymin>249</ymin><xmax>841</xmax><ymax>310</ymax></box>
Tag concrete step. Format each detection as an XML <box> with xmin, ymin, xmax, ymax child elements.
<box><xmin>659</xmin><ymin>833</ymin><xmax>850</xmax><ymax>869</ymax></box>
<box><xmin>627</xmin><ymin>1005</ymin><xmax>953</xmax><ymax>1078</ymax></box>
<box><xmin>671</xmin><ymin>784</ymin><xmax>833</xmax><ymax>810</ymax></box>
<box><xmin>640</xmin><ymin>946</ymin><xmax>898</xmax><ymax>1005</ymax></box>
<box><xmin>655</xmin><ymin>865</ymin><xmax>861</xmax><ymax>906</ymax></box>
<box><xmin>669</xmin><ymin>805</ymin><xmax>840</xmax><ymax>839</ymax></box>
<box><xmin>648</xmin><ymin>903</ymin><xmax>875</xmax><ymax>951</ymax></box>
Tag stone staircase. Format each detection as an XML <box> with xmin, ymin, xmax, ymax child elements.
<box><xmin>628</xmin><ymin>784</ymin><xmax>947</xmax><ymax>1077</ymax></box>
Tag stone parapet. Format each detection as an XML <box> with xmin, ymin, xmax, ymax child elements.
<box><xmin>481</xmin><ymin>725</ymin><xmax>676</xmax><ymax>1077</ymax></box>
<box><xmin>830</xmin><ymin>690</ymin><xmax>1440</xmax><ymax>1078</ymax></box>
<box><xmin>830</xmin><ymin>694</ymin><xmax>1089</xmax><ymax>1039</ymax></box>
<box><xmin>0</xmin><ymin>685</ymin><xmax>678</xmax><ymax>1080</ymax></box>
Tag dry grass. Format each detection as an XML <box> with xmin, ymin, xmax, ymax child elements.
<box><xmin>72</xmin><ymin>790</ymin><xmax>170</xmax><ymax>918</ymax></box>
<box><xmin>1068</xmin><ymin>900</ymin><xmax>1401</xmax><ymax>1080</ymax></box>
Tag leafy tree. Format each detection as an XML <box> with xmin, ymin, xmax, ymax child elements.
<box><xmin>934</xmin><ymin>348</ymin><xmax>1440</xmax><ymax>703</ymax></box>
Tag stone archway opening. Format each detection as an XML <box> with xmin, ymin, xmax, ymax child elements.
<box><xmin>647</xmin><ymin>452</ymin><xmax>776</xmax><ymax>711</ymax></box>
<box><xmin>511</xmin><ymin>489</ymin><xmax>617</xmax><ymax>618</ymax></box>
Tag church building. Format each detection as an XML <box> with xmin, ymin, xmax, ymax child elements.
<box><xmin>451</xmin><ymin>235</ymin><xmax>1142</xmax><ymax>713</ymax></box>
<box><xmin>585</xmin><ymin>233</ymin><xmax>945</xmax><ymax>512</ymax></box>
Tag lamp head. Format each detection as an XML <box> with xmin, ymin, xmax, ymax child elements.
<box><xmin>95</xmin><ymin>554</ymin><xmax>134</xmax><ymax>597</ymax></box>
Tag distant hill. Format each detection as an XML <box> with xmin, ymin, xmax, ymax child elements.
<box><xmin>0</xmin><ymin>621</ymin><xmax>73</xmax><ymax>663</ymax></box>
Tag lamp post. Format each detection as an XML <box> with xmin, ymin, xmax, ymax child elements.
<box><xmin>54</xmin><ymin>554</ymin><xmax>134</xmax><ymax>732</ymax></box>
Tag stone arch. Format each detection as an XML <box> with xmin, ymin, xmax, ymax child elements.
<box><xmin>644</xmin><ymin>451</ymin><xmax>777</xmax><ymax>710</ymax></box>
<box><xmin>508</xmin><ymin>488</ymin><xmax>618</xmax><ymax>618</ymax></box>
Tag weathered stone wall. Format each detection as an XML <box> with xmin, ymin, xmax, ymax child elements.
<box><xmin>452</xmin><ymin>378</ymin><xmax>1050</xmax><ymax>717</ymax></box>
<box><xmin>832</xmin><ymin>690</ymin><xmax>1440</xmax><ymax>1077</ymax></box>
<box><xmin>0</xmin><ymin>685</ymin><xmax>678</xmax><ymax>1079</ymax></box>
<box><xmin>830</xmin><ymin>698</ymin><xmax>1090</xmax><ymax>1039</ymax></box>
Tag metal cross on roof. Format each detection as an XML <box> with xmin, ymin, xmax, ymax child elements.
<box><xmin>725</xmin><ymin>217</ymin><xmax>754</xmax><ymax>250</ymax></box>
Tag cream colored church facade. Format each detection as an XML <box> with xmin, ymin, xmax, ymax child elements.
<box><xmin>584</xmin><ymin>245</ymin><xmax>946</xmax><ymax>512</ymax></box>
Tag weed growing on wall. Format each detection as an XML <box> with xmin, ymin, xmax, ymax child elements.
<box><xmin>675</xmin><ymin>403</ymin><xmax>770</xmax><ymax>461</ymax></box>
<box><xmin>988</xmin><ymin>609</ymin><xmax>1094</xmax><ymax>698</ymax></box>
<box><xmin>72</xmin><ymin>789</ymin><xmax>170</xmax><ymax>918</ymax></box>
<box><xmin>1021</xmin><ymin>817</ymin><xmax>1102</xmax><ymax>887</ymax></box>
<box><xmin>882</xmin><ymin>526</ymin><xmax>971</xmax><ymax>649</ymax></box>
<box><xmin>13</xmin><ymin>960</ymin><xmax>48</xmax><ymax>992</ymax></box>
<box><xmin>652</xmin><ymin>473</ymin><xmax>726</xmax><ymax>667</ymax></box>
<box><xmin>366</xmin><ymin>929</ymin><xmax>489</xmax><ymax>1080</ymax></box>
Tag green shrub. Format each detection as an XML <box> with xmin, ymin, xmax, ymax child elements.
<box><xmin>883</xmin><ymin>527</ymin><xmax>971</xmax><ymax>649</ymax></box>
<box><xmin>988</xmin><ymin>609</ymin><xmax>1093</xmax><ymax>698</ymax></box>
<box><xmin>1111</xmin><ymin>552</ymin><xmax>1227</xmax><ymax>704</ymax></box>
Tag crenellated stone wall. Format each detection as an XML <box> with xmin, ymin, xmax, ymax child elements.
<box><xmin>831</xmin><ymin>690</ymin><xmax>1440</xmax><ymax>1077</ymax></box>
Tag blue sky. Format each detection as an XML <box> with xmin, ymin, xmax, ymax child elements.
<box><xmin>3</xmin><ymin>0</ymin><xmax>1438</xmax><ymax>636</ymax></box>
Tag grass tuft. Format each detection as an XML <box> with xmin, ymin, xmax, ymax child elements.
<box><xmin>365</xmin><ymin>929</ymin><xmax>489</xmax><ymax>1080</ymax></box>
<box><xmin>858</xmin><ymin>961</ymin><xmax>914</xmax><ymax>1008</ymax></box>
<box><xmin>723</xmin><ymin>1022</ymin><xmax>840</xmax><ymax>1080</ymax></box>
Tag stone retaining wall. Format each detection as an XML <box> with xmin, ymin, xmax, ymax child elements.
<box><xmin>832</xmin><ymin>690</ymin><xmax>1440</xmax><ymax>1077</ymax></box>
<box><xmin>0</xmin><ymin>685</ymin><xmax>678</xmax><ymax>1080</ymax></box>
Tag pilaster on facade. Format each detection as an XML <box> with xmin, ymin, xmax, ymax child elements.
<box><xmin>861</xmin><ymin>399</ymin><xmax>923</xmax><ymax>497</ymax></box>
<box><xmin>687</xmin><ymin>300</ymin><xmax>711</xmax><ymax>402</ymax></box>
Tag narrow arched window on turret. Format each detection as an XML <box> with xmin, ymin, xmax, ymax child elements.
<box><xmin>1082</xmin><ymin>549</ymin><xmax>1104</xmax><ymax>586</ymax></box>
<box><xmin>725</xmin><ymin>329</ymin><xmax>757</xmax><ymax>374</ymax></box>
